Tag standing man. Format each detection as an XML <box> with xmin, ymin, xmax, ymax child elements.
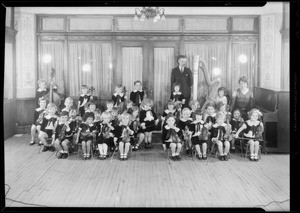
<box><xmin>171</xmin><ymin>55</ymin><xmax>193</xmax><ymax>108</ymax></box>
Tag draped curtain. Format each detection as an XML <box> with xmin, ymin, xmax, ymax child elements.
<box><xmin>185</xmin><ymin>43</ymin><xmax>227</xmax><ymax>107</ymax></box>
<box><xmin>68</xmin><ymin>42</ymin><xmax>112</xmax><ymax>97</ymax></box>
<box><xmin>231</xmin><ymin>43</ymin><xmax>256</xmax><ymax>94</ymax></box>
<box><xmin>40</xmin><ymin>42</ymin><xmax>65</xmax><ymax>95</ymax></box>
<box><xmin>121</xmin><ymin>47</ymin><xmax>143</xmax><ymax>94</ymax></box>
<box><xmin>4</xmin><ymin>43</ymin><xmax>13</xmax><ymax>100</ymax></box>
<box><xmin>153</xmin><ymin>47</ymin><xmax>175</xmax><ymax>114</ymax></box>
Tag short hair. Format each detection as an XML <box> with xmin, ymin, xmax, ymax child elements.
<box><xmin>47</xmin><ymin>103</ymin><xmax>57</xmax><ymax>111</ymax></box>
<box><xmin>101</xmin><ymin>111</ymin><xmax>111</xmax><ymax>120</ymax></box>
<box><xmin>125</xmin><ymin>99</ymin><xmax>133</xmax><ymax>105</ymax></box>
<box><xmin>173</xmin><ymin>83</ymin><xmax>181</xmax><ymax>90</ymax></box>
<box><xmin>141</xmin><ymin>98</ymin><xmax>154</xmax><ymax>108</ymax></box>
<box><xmin>233</xmin><ymin>108</ymin><xmax>241</xmax><ymax>114</ymax></box>
<box><xmin>218</xmin><ymin>87</ymin><xmax>227</xmax><ymax>94</ymax></box>
<box><xmin>37</xmin><ymin>79</ymin><xmax>47</xmax><ymax>86</ymax></box>
<box><xmin>238</xmin><ymin>76</ymin><xmax>248</xmax><ymax>84</ymax></box>
<box><xmin>82</xmin><ymin>112</ymin><xmax>94</xmax><ymax>121</ymax></box>
<box><xmin>205</xmin><ymin>102</ymin><xmax>215</xmax><ymax>109</ymax></box>
<box><xmin>177</xmin><ymin>55</ymin><xmax>186</xmax><ymax>61</ymax></box>
<box><xmin>216</xmin><ymin>102</ymin><xmax>226</xmax><ymax>111</ymax></box>
<box><xmin>69</xmin><ymin>107</ymin><xmax>77</xmax><ymax>114</ymax></box>
<box><xmin>120</xmin><ymin>112</ymin><xmax>131</xmax><ymax>123</ymax></box>
<box><xmin>134</xmin><ymin>80</ymin><xmax>142</xmax><ymax>85</ymax></box>
<box><xmin>81</xmin><ymin>85</ymin><xmax>88</xmax><ymax>89</ymax></box>
<box><xmin>60</xmin><ymin>111</ymin><xmax>69</xmax><ymax>117</ymax></box>
<box><xmin>94</xmin><ymin>108</ymin><xmax>101</xmax><ymax>115</ymax></box>
<box><xmin>216</xmin><ymin>112</ymin><xmax>225</xmax><ymax>120</ymax></box>
<box><xmin>165</xmin><ymin>113</ymin><xmax>177</xmax><ymax>122</ymax></box>
<box><xmin>106</xmin><ymin>100</ymin><xmax>114</xmax><ymax>106</ymax></box>
<box><xmin>131</xmin><ymin>106</ymin><xmax>139</xmax><ymax>112</ymax></box>
<box><xmin>181</xmin><ymin>107</ymin><xmax>191</xmax><ymax>115</ymax></box>
<box><xmin>64</xmin><ymin>97</ymin><xmax>73</xmax><ymax>104</ymax></box>
<box><xmin>167</xmin><ymin>100</ymin><xmax>175</xmax><ymax>106</ymax></box>
<box><xmin>189</xmin><ymin>100</ymin><xmax>199</xmax><ymax>108</ymax></box>
<box><xmin>87</xmin><ymin>101</ymin><xmax>96</xmax><ymax>108</ymax></box>
<box><xmin>193</xmin><ymin>109</ymin><xmax>203</xmax><ymax>116</ymax></box>
<box><xmin>247</xmin><ymin>108</ymin><xmax>263</xmax><ymax>119</ymax></box>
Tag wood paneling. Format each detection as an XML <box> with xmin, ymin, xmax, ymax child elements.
<box><xmin>4</xmin><ymin>101</ymin><xmax>17</xmax><ymax>139</ymax></box>
<box><xmin>184</xmin><ymin>17</ymin><xmax>228</xmax><ymax>32</ymax></box>
<box><xmin>42</xmin><ymin>18</ymin><xmax>65</xmax><ymax>31</ymax></box>
<box><xmin>4</xmin><ymin>134</ymin><xmax>290</xmax><ymax>210</ymax></box>
<box><xmin>277</xmin><ymin>91</ymin><xmax>289</xmax><ymax>153</ymax></box>
<box><xmin>16</xmin><ymin>99</ymin><xmax>36</xmax><ymax>126</ymax></box>
<box><xmin>68</xmin><ymin>17</ymin><xmax>112</xmax><ymax>31</ymax></box>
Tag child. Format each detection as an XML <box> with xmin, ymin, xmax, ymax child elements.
<box><xmin>35</xmin><ymin>79</ymin><xmax>51</xmax><ymax>107</ymax></box>
<box><xmin>113</xmin><ymin>112</ymin><xmax>135</xmax><ymax>160</ymax></box>
<box><xmin>124</xmin><ymin>99</ymin><xmax>134</xmax><ymax>114</ymax></box>
<box><xmin>130</xmin><ymin>80</ymin><xmax>144</xmax><ymax>107</ymax></box>
<box><xmin>105</xmin><ymin>100</ymin><xmax>114</xmax><ymax>114</ymax></box>
<box><xmin>76</xmin><ymin>112</ymin><xmax>97</xmax><ymax>160</ymax></box>
<box><xmin>189</xmin><ymin>100</ymin><xmax>200</xmax><ymax>120</ymax></box>
<box><xmin>96</xmin><ymin>111</ymin><xmax>115</xmax><ymax>160</ymax></box>
<box><xmin>234</xmin><ymin>108</ymin><xmax>264</xmax><ymax>161</ymax></box>
<box><xmin>111</xmin><ymin>107</ymin><xmax>120</xmax><ymax>127</ymax></box>
<box><xmin>162</xmin><ymin>114</ymin><xmax>183</xmax><ymax>161</ymax></box>
<box><xmin>170</xmin><ymin>83</ymin><xmax>185</xmax><ymax>106</ymax></box>
<box><xmin>211</xmin><ymin>112</ymin><xmax>231</xmax><ymax>161</ymax></box>
<box><xmin>38</xmin><ymin>103</ymin><xmax>58</xmax><ymax>152</ymax></box>
<box><xmin>215</xmin><ymin>87</ymin><xmax>228</xmax><ymax>106</ymax></box>
<box><xmin>176</xmin><ymin>107</ymin><xmax>193</xmax><ymax>156</ymax></box>
<box><xmin>216</xmin><ymin>102</ymin><xmax>230</xmax><ymax>120</ymax></box>
<box><xmin>53</xmin><ymin>111</ymin><xmax>73</xmax><ymax>159</ymax></box>
<box><xmin>203</xmin><ymin>103</ymin><xmax>216</xmax><ymax>130</ymax></box>
<box><xmin>137</xmin><ymin>98</ymin><xmax>159</xmax><ymax>149</ymax></box>
<box><xmin>130</xmin><ymin>106</ymin><xmax>140</xmax><ymax>138</ymax></box>
<box><xmin>112</xmin><ymin>84</ymin><xmax>126</xmax><ymax>108</ymax></box>
<box><xmin>61</xmin><ymin>97</ymin><xmax>74</xmax><ymax>113</ymax></box>
<box><xmin>85</xmin><ymin>101</ymin><xmax>97</xmax><ymax>115</ymax></box>
<box><xmin>29</xmin><ymin>97</ymin><xmax>47</xmax><ymax>145</ymax></box>
<box><xmin>189</xmin><ymin>109</ymin><xmax>209</xmax><ymax>160</ymax></box>
<box><xmin>68</xmin><ymin>108</ymin><xmax>81</xmax><ymax>153</ymax></box>
<box><xmin>78</xmin><ymin>85</ymin><xmax>93</xmax><ymax>117</ymax></box>
<box><xmin>230</xmin><ymin>109</ymin><xmax>245</xmax><ymax>152</ymax></box>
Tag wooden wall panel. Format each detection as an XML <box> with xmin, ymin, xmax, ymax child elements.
<box><xmin>184</xmin><ymin>17</ymin><xmax>228</xmax><ymax>32</ymax></box>
<box><xmin>42</xmin><ymin>18</ymin><xmax>65</xmax><ymax>31</ymax></box>
<box><xmin>4</xmin><ymin>101</ymin><xmax>17</xmax><ymax>139</ymax></box>
<box><xmin>68</xmin><ymin>17</ymin><xmax>112</xmax><ymax>31</ymax></box>
<box><xmin>232</xmin><ymin>18</ymin><xmax>255</xmax><ymax>31</ymax></box>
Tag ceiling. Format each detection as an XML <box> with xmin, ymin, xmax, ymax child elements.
<box><xmin>15</xmin><ymin>2</ymin><xmax>283</xmax><ymax>15</ymax></box>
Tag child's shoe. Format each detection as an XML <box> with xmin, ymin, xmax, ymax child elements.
<box><xmin>123</xmin><ymin>155</ymin><xmax>128</xmax><ymax>160</ymax></box>
<box><xmin>120</xmin><ymin>154</ymin><xmax>124</xmax><ymax>160</ymax></box>
<box><xmin>29</xmin><ymin>141</ymin><xmax>35</xmax><ymax>146</ymax></box>
<box><xmin>250</xmin><ymin>154</ymin><xmax>254</xmax><ymax>161</ymax></box>
<box><xmin>202</xmin><ymin>155</ymin><xmax>207</xmax><ymax>160</ymax></box>
<box><xmin>38</xmin><ymin>141</ymin><xmax>43</xmax><ymax>146</ymax></box>
<box><xmin>57</xmin><ymin>152</ymin><xmax>63</xmax><ymax>159</ymax></box>
<box><xmin>62</xmin><ymin>153</ymin><xmax>68</xmax><ymax>159</ymax></box>
<box><xmin>224</xmin><ymin>155</ymin><xmax>229</xmax><ymax>161</ymax></box>
<box><xmin>219</xmin><ymin>155</ymin><xmax>224</xmax><ymax>161</ymax></box>
<box><xmin>254</xmin><ymin>155</ymin><xmax>258</xmax><ymax>162</ymax></box>
<box><xmin>176</xmin><ymin>155</ymin><xmax>182</xmax><ymax>161</ymax></box>
<box><xmin>83</xmin><ymin>154</ymin><xmax>87</xmax><ymax>159</ymax></box>
<box><xmin>42</xmin><ymin>146</ymin><xmax>48</xmax><ymax>152</ymax></box>
<box><xmin>170</xmin><ymin>156</ymin><xmax>176</xmax><ymax>161</ymax></box>
<box><xmin>196</xmin><ymin>155</ymin><xmax>202</xmax><ymax>160</ymax></box>
<box><xmin>86</xmin><ymin>154</ymin><xmax>91</xmax><ymax>160</ymax></box>
<box><xmin>148</xmin><ymin>143</ymin><xmax>152</xmax><ymax>149</ymax></box>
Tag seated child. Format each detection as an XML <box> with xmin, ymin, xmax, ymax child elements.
<box><xmin>124</xmin><ymin>99</ymin><xmax>134</xmax><ymax>114</ymax></box>
<box><xmin>38</xmin><ymin>103</ymin><xmax>58</xmax><ymax>152</ymax></box>
<box><xmin>176</xmin><ymin>108</ymin><xmax>193</xmax><ymax>156</ymax></box>
<box><xmin>35</xmin><ymin>79</ymin><xmax>57</xmax><ymax>108</ymax></box>
<box><xmin>170</xmin><ymin>83</ymin><xmax>185</xmax><ymax>106</ymax></box>
<box><xmin>105</xmin><ymin>100</ymin><xmax>114</xmax><ymax>114</ymax></box>
<box><xmin>162</xmin><ymin>114</ymin><xmax>183</xmax><ymax>161</ymax></box>
<box><xmin>130</xmin><ymin>80</ymin><xmax>144</xmax><ymax>107</ymax></box>
<box><xmin>161</xmin><ymin>100</ymin><xmax>177</xmax><ymax>125</ymax></box>
<box><xmin>189</xmin><ymin>109</ymin><xmax>209</xmax><ymax>160</ymax></box>
<box><xmin>215</xmin><ymin>87</ymin><xmax>228</xmax><ymax>106</ymax></box>
<box><xmin>78</xmin><ymin>85</ymin><xmax>93</xmax><ymax>117</ymax></box>
<box><xmin>68</xmin><ymin>108</ymin><xmax>81</xmax><ymax>153</ymax></box>
<box><xmin>76</xmin><ymin>112</ymin><xmax>97</xmax><ymax>160</ymax></box>
<box><xmin>230</xmin><ymin>109</ymin><xmax>245</xmax><ymax>152</ymax></box>
<box><xmin>85</xmin><ymin>101</ymin><xmax>97</xmax><ymax>115</ymax></box>
<box><xmin>203</xmin><ymin>103</ymin><xmax>216</xmax><ymax>130</ymax></box>
<box><xmin>210</xmin><ymin>112</ymin><xmax>231</xmax><ymax>161</ymax></box>
<box><xmin>29</xmin><ymin>97</ymin><xmax>47</xmax><ymax>145</ymax></box>
<box><xmin>53</xmin><ymin>111</ymin><xmax>73</xmax><ymax>159</ymax></box>
<box><xmin>61</xmin><ymin>97</ymin><xmax>74</xmax><ymax>113</ymax></box>
<box><xmin>96</xmin><ymin>111</ymin><xmax>115</xmax><ymax>160</ymax></box>
<box><xmin>136</xmin><ymin>98</ymin><xmax>159</xmax><ymax>149</ymax></box>
<box><xmin>112</xmin><ymin>84</ymin><xmax>126</xmax><ymax>111</ymax></box>
<box><xmin>234</xmin><ymin>108</ymin><xmax>264</xmax><ymax>161</ymax></box>
<box><xmin>113</xmin><ymin>112</ymin><xmax>135</xmax><ymax>160</ymax></box>
<box><xmin>189</xmin><ymin>100</ymin><xmax>200</xmax><ymax>120</ymax></box>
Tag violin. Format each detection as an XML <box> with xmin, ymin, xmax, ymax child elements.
<box><xmin>44</xmin><ymin>68</ymin><xmax>63</xmax><ymax>108</ymax></box>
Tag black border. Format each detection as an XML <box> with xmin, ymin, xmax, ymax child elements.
<box><xmin>1</xmin><ymin>0</ymin><xmax>299</xmax><ymax>212</ymax></box>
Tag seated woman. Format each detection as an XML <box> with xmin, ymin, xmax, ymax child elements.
<box><xmin>230</xmin><ymin>76</ymin><xmax>254</xmax><ymax>121</ymax></box>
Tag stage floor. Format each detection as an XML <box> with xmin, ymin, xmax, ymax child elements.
<box><xmin>4</xmin><ymin>133</ymin><xmax>290</xmax><ymax>210</ymax></box>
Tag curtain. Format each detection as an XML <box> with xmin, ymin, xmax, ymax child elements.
<box><xmin>40</xmin><ymin>42</ymin><xmax>65</xmax><ymax>95</ymax></box>
<box><xmin>153</xmin><ymin>47</ymin><xmax>175</xmax><ymax>114</ymax></box>
<box><xmin>185</xmin><ymin>43</ymin><xmax>227</xmax><ymax>107</ymax></box>
<box><xmin>121</xmin><ymin>47</ymin><xmax>143</xmax><ymax>94</ymax></box>
<box><xmin>68</xmin><ymin>42</ymin><xmax>112</xmax><ymax>97</ymax></box>
<box><xmin>231</xmin><ymin>43</ymin><xmax>256</xmax><ymax>94</ymax></box>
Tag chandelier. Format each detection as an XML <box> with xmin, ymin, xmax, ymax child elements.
<box><xmin>133</xmin><ymin>7</ymin><xmax>166</xmax><ymax>22</ymax></box>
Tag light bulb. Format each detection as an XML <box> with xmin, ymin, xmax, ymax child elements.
<box><xmin>42</xmin><ymin>54</ymin><xmax>52</xmax><ymax>64</ymax></box>
<box><xmin>213</xmin><ymin>68</ymin><xmax>221</xmax><ymax>76</ymax></box>
<box><xmin>238</xmin><ymin>54</ymin><xmax>248</xmax><ymax>63</ymax></box>
<box><xmin>82</xmin><ymin>64</ymin><xmax>91</xmax><ymax>72</ymax></box>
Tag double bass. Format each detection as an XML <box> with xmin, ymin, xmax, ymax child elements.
<box><xmin>45</xmin><ymin>68</ymin><xmax>63</xmax><ymax>108</ymax></box>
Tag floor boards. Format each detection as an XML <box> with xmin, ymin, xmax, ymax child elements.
<box><xmin>4</xmin><ymin>134</ymin><xmax>290</xmax><ymax>210</ymax></box>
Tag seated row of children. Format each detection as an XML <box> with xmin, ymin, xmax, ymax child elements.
<box><xmin>29</xmin><ymin>91</ymin><xmax>264</xmax><ymax>163</ymax></box>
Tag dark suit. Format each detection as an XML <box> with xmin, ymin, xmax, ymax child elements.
<box><xmin>171</xmin><ymin>66</ymin><xmax>193</xmax><ymax>108</ymax></box>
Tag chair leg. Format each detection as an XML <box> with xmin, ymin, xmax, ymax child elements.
<box><xmin>208</xmin><ymin>143</ymin><xmax>215</xmax><ymax>158</ymax></box>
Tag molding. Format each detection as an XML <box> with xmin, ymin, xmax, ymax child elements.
<box><xmin>184</xmin><ymin>35</ymin><xmax>229</xmax><ymax>41</ymax></box>
<box><xmin>68</xmin><ymin>35</ymin><xmax>113</xmax><ymax>41</ymax></box>
<box><xmin>230</xmin><ymin>35</ymin><xmax>258</xmax><ymax>42</ymax></box>
<box><xmin>116</xmin><ymin>36</ymin><xmax>148</xmax><ymax>40</ymax></box>
<box><xmin>40</xmin><ymin>35</ymin><xmax>66</xmax><ymax>40</ymax></box>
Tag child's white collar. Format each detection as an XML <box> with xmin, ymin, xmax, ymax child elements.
<box><xmin>173</xmin><ymin>91</ymin><xmax>182</xmax><ymax>95</ymax></box>
<box><xmin>133</xmin><ymin>89</ymin><xmax>143</xmax><ymax>92</ymax></box>
<box><xmin>37</xmin><ymin>88</ymin><xmax>47</xmax><ymax>92</ymax></box>
<box><xmin>212</xmin><ymin>123</ymin><xmax>226</xmax><ymax>127</ymax></box>
<box><xmin>114</xmin><ymin>92</ymin><xmax>124</xmax><ymax>96</ymax></box>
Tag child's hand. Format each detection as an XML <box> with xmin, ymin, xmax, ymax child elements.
<box><xmin>155</xmin><ymin>119</ymin><xmax>159</xmax><ymax>125</ymax></box>
<box><xmin>141</xmin><ymin>123</ymin><xmax>146</xmax><ymax>129</ymax></box>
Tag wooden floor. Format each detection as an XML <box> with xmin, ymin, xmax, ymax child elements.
<box><xmin>4</xmin><ymin>134</ymin><xmax>290</xmax><ymax>210</ymax></box>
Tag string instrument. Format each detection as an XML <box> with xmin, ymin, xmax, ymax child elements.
<box><xmin>118</xmin><ymin>86</ymin><xmax>127</xmax><ymax>113</ymax></box>
<box><xmin>168</xmin><ymin>128</ymin><xmax>181</xmax><ymax>144</ymax></box>
<box><xmin>58</xmin><ymin>120</ymin><xmax>71</xmax><ymax>141</ymax></box>
<box><xmin>183</xmin><ymin>125</ymin><xmax>192</xmax><ymax>142</ymax></box>
<box><xmin>199</xmin><ymin>125</ymin><xmax>209</xmax><ymax>141</ymax></box>
<box><xmin>103</xmin><ymin>124</ymin><xmax>111</xmax><ymax>139</ymax></box>
<box><xmin>36</xmin><ymin>109</ymin><xmax>46</xmax><ymax>124</ymax></box>
<box><xmin>45</xmin><ymin>68</ymin><xmax>62</xmax><ymax>107</ymax></box>
<box><xmin>122</xmin><ymin>128</ymin><xmax>131</xmax><ymax>144</ymax></box>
